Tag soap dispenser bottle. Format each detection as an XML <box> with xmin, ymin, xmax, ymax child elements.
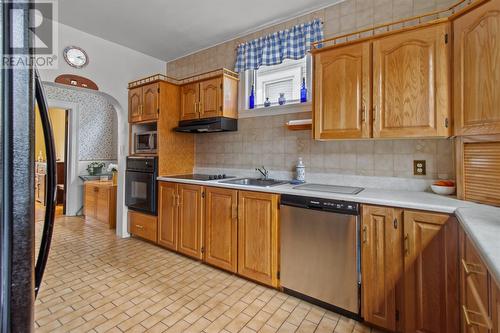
<box><xmin>295</xmin><ymin>157</ymin><xmax>305</xmax><ymax>183</ymax></box>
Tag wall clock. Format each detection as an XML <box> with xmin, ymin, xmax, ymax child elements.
<box><xmin>63</xmin><ymin>46</ymin><xmax>89</xmax><ymax>68</ymax></box>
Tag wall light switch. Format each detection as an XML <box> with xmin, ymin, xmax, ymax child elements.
<box><xmin>413</xmin><ymin>160</ymin><xmax>426</xmax><ymax>176</ymax></box>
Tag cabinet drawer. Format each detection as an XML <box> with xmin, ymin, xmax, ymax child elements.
<box><xmin>129</xmin><ymin>211</ymin><xmax>157</xmax><ymax>243</ymax></box>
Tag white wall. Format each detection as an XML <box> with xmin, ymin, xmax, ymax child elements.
<box><xmin>39</xmin><ymin>21</ymin><xmax>167</xmax><ymax>238</ymax></box>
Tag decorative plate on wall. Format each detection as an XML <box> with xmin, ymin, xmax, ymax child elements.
<box><xmin>63</xmin><ymin>46</ymin><xmax>88</xmax><ymax>68</ymax></box>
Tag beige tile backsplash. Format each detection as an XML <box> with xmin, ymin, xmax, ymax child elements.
<box><xmin>195</xmin><ymin>113</ymin><xmax>455</xmax><ymax>180</ymax></box>
<box><xmin>170</xmin><ymin>0</ymin><xmax>457</xmax><ymax>181</ymax></box>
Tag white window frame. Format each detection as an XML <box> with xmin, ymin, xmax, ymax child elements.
<box><xmin>238</xmin><ymin>54</ymin><xmax>313</xmax><ymax>118</ymax></box>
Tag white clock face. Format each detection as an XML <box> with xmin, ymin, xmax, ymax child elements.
<box><xmin>64</xmin><ymin>47</ymin><xmax>88</xmax><ymax>68</ymax></box>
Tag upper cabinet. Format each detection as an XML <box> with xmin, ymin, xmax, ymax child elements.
<box><xmin>373</xmin><ymin>23</ymin><xmax>451</xmax><ymax>138</ymax></box>
<box><xmin>313</xmin><ymin>22</ymin><xmax>452</xmax><ymax>140</ymax></box>
<box><xmin>180</xmin><ymin>74</ymin><xmax>238</xmax><ymax>121</ymax></box>
<box><xmin>454</xmin><ymin>0</ymin><xmax>500</xmax><ymax>136</ymax></box>
<box><xmin>314</xmin><ymin>42</ymin><xmax>371</xmax><ymax>139</ymax></box>
<box><xmin>128</xmin><ymin>83</ymin><xmax>159</xmax><ymax>123</ymax></box>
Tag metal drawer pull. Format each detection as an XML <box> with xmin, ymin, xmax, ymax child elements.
<box><xmin>462</xmin><ymin>259</ymin><xmax>486</xmax><ymax>275</ymax></box>
<box><xmin>404</xmin><ymin>234</ymin><xmax>409</xmax><ymax>256</ymax></box>
<box><xmin>362</xmin><ymin>225</ymin><xmax>368</xmax><ymax>243</ymax></box>
<box><xmin>462</xmin><ymin>306</ymin><xmax>493</xmax><ymax>329</ymax></box>
<box><xmin>135</xmin><ymin>224</ymin><xmax>144</xmax><ymax>229</ymax></box>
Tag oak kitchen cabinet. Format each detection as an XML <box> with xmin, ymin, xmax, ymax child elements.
<box><xmin>361</xmin><ymin>205</ymin><xmax>403</xmax><ymax>331</ymax></box>
<box><xmin>128</xmin><ymin>82</ymin><xmax>160</xmax><ymax>123</ymax></box>
<box><xmin>158</xmin><ymin>182</ymin><xmax>279</xmax><ymax>287</ymax></box>
<box><xmin>204</xmin><ymin>187</ymin><xmax>238</xmax><ymax>273</ymax></box>
<box><xmin>313</xmin><ymin>42</ymin><xmax>371</xmax><ymax>139</ymax></box>
<box><xmin>460</xmin><ymin>227</ymin><xmax>500</xmax><ymax>333</ymax></box>
<box><xmin>129</xmin><ymin>210</ymin><xmax>158</xmax><ymax>243</ymax></box>
<box><xmin>238</xmin><ymin>191</ymin><xmax>280</xmax><ymax>288</ymax></box>
<box><xmin>454</xmin><ymin>0</ymin><xmax>500</xmax><ymax>136</ymax></box>
<box><xmin>313</xmin><ymin>22</ymin><xmax>451</xmax><ymax>139</ymax></box>
<box><xmin>361</xmin><ymin>204</ymin><xmax>458</xmax><ymax>332</ymax></box>
<box><xmin>157</xmin><ymin>182</ymin><xmax>203</xmax><ymax>259</ymax></box>
<box><xmin>180</xmin><ymin>73</ymin><xmax>238</xmax><ymax>121</ymax></box>
<box><xmin>84</xmin><ymin>181</ymin><xmax>117</xmax><ymax>229</ymax></box>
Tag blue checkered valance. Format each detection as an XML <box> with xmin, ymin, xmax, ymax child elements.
<box><xmin>234</xmin><ymin>19</ymin><xmax>323</xmax><ymax>73</ymax></box>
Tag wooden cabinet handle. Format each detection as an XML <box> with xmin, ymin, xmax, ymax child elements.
<box><xmin>231</xmin><ymin>204</ymin><xmax>237</xmax><ymax>220</ymax></box>
<box><xmin>362</xmin><ymin>225</ymin><xmax>368</xmax><ymax>243</ymax></box>
<box><xmin>135</xmin><ymin>224</ymin><xmax>144</xmax><ymax>229</ymax></box>
<box><xmin>404</xmin><ymin>234</ymin><xmax>410</xmax><ymax>256</ymax></box>
<box><xmin>462</xmin><ymin>305</ymin><xmax>492</xmax><ymax>329</ymax></box>
<box><xmin>361</xmin><ymin>105</ymin><xmax>366</xmax><ymax>123</ymax></box>
<box><xmin>462</xmin><ymin>259</ymin><xmax>486</xmax><ymax>276</ymax></box>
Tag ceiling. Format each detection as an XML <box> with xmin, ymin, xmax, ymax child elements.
<box><xmin>57</xmin><ymin>0</ymin><xmax>341</xmax><ymax>62</ymax></box>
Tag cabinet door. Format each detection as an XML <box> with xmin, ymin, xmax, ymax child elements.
<box><xmin>237</xmin><ymin>191</ymin><xmax>279</xmax><ymax>287</ymax></box>
<box><xmin>129</xmin><ymin>210</ymin><xmax>157</xmax><ymax>243</ymax></box>
<box><xmin>204</xmin><ymin>187</ymin><xmax>237</xmax><ymax>273</ymax></box>
<box><xmin>361</xmin><ymin>205</ymin><xmax>403</xmax><ymax>331</ymax></box>
<box><xmin>128</xmin><ymin>87</ymin><xmax>143</xmax><ymax>123</ymax></box>
<box><xmin>313</xmin><ymin>42</ymin><xmax>371</xmax><ymax>139</ymax></box>
<box><xmin>84</xmin><ymin>184</ymin><xmax>96</xmax><ymax>218</ymax></box>
<box><xmin>461</xmin><ymin>231</ymin><xmax>493</xmax><ymax>333</ymax></box>
<box><xmin>158</xmin><ymin>182</ymin><xmax>178</xmax><ymax>251</ymax></box>
<box><xmin>372</xmin><ymin>23</ymin><xmax>451</xmax><ymax>138</ymax></box>
<box><xmin>454</xmin><ymin>0</ymin><xmax>500</xmax><ymax>136</ymax></box>
<box><xmin>141</xmin><ymin>83</ymin><xmax>159</xmax><ymax>122</ymax></box>
<box><xmin>199</xmin><ymin>77</ymin><xmax>222</xmax><ymax>119</ymax></box>
<box><xmin>96</xmin><ymin>186</ymin><xmax>109</xmax><ymax>224</ymax></box>
<box><xmin>403</xmin><ymin>211</ymin><xmax>458</xmax><ymax>333</ymax></box>
<box><xmin>177</xmin><ymin>184</ymin><xmax>203</xmax><ymax>259</ymax></box>
<box><xmin>180</xmin><ymin>83</ymin><xmax>199</xmax><ymax>121</ymax></box>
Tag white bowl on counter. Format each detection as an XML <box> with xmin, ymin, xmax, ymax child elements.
<box><xmin>430</xmin><ymin>185</ymin><xmax>456</xmax><ymax>195</ymax></box>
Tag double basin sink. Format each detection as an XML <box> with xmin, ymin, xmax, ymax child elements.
<box><xmin>219</xmin><ymin>178</ymin><xmax>288</xmax><ymax>188</ymax></box>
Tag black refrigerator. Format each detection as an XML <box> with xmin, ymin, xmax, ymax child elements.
<box><xmin>1</xmin><ymin>1</ymin><xmax>57</xmax><ymax>332</ymax></box>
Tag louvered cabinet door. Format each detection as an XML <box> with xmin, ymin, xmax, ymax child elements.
<box><xmin>313</xmin><ymin>42</ymin><xmax>371</xmax><ymax>139</ymax></box>
<box><xmin>372</xmin><ymin>23</ymin><xmax>451</xmax><ymax>138</ymax></box>
<box><xmin>454</xmin><ymin>0</ymin><xmax>500</xmax><ymax>136</ymax></box>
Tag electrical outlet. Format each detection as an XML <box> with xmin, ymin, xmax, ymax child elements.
<box><xmin>414</xmin><ymin>160</ymin><xmax>426</xmax><ymax>176</ymax></box>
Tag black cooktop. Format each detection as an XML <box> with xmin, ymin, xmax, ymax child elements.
<box><xmin>169</xmin><ymin>174</ymin><xmax>234</xmax><ymax>181</ymax></box>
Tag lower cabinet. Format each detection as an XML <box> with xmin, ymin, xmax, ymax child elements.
<box><xmin>361</xmin><ymin>205</ymin><xmax>458</xmax><ymax>333</ymax></box>
<box><xmin>157</xmin><ymin>182</ymin><xmax>279</xmax><ymax>287</ymax></box>
<box><xmin>460</xmin><ymin>228</ymin><xmax>499</xmax><ymax>333</ymax></box>
<box><xmin>84</xmin><ymin>181</ymin><xmax>117</xmax><ymax>228</ymax></box>
<box><xmin>361</xmin><ymin>205</ymin><xmax>403</xmax><ymax>331</ymax></box>
<box><xmin>237</xmin><ymin>190</ymin><xmax>280</xmax><ymax>288</ymax></box>
<box><xmin>204</xmin><ymin>187</ymin><xmax>238</xmax><ymax>273</ymax></box>
<box><xmin>129</xmin><ymin>210</ymin><xmax>157</xmax><ymax>243</ymax></box>
<box><xmin>157</xmin><ymin>182</ymin><xmax>203</xmax><ymax>260</ymax></box>
<box><xmin>403</xmin><ymin>210</ymin><xmax>459</xmax><ymax>333</ymax></box>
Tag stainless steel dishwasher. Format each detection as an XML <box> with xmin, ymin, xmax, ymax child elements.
<box><xmin>280</xmin><ymin>194</ymin><xmax>361</xmax><ymax>319</ymax></box>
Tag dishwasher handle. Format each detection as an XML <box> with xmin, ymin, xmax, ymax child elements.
<box><xmin>280</xmin><ymin>194</ymin><xmax>359</xmax><ymax>215</ymax></box>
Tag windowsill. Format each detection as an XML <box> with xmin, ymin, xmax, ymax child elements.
<box><xmin>238</xmin><ymin>102</ymin><xmax>312</xmax><ymax>118</ymax></box>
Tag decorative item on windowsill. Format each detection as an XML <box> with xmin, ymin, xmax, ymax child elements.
<box><xmin>278</xmin><ymin>93</ymin><xmax>286</xmax><ymax>105</ymax></box>
<box><xmin>249</xmin><ymin>84</ymin><xmax>255</xmax><ymax>109</ymax></box>
<box><xmin>86</xmin><ymin>161</ymin><xmax>105</xmax><ymax>176</ymax></box>
<box><xmin>291</xmin><ymin>157</ymin><xmax>306</xmax><ymax>185</ymax></box>
<box><xmin>107</xmin><ymin>163</ymin><xmax>118</xmax><ymax>185</ymax></box>
<box><xmin>264</xmin><ymin>97</ymin><xmax>271</xmax><ymax>107</ymax></box>
<box><xmin>300</xmin><ymin>77</ymin><xmax>307</xmax><ymax>103</ymax></box>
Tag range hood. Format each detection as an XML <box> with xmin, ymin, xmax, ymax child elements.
<box><xmin>174</xmin><ymin>117</ymin><xmax>237</xmax><ymax>133</ymax></box>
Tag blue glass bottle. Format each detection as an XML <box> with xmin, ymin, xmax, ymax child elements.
<box><xmin>300</xmin><ymin>78</ymin><xmax>307</xmax><ymax>103</ymax></box>
<box><xmin>249</xmin><ymin>85</ymin><xmax>255</xmax><ymax>109</ymax></box>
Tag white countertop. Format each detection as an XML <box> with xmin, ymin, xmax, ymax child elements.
<box><xmin>157</xmin><ymin>176</ymin><xmax>500</xmax><ymax>286</ymax></box>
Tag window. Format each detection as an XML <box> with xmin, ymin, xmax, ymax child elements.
<box><xmin>241</xmin><ymin>55</ymin><xmax>312</xmax><ymax>110</ymax></box>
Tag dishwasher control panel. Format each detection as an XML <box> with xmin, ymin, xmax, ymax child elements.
<box><xmin>281</xmin><ymin>194</ymin><xmax>359</xmax><ymax>215</ymax></box>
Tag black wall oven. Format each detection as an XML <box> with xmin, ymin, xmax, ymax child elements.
<box><xmin>125</xmin><ymin>157</ymin><xmax>158</xmax><ymax>215</ymax></box>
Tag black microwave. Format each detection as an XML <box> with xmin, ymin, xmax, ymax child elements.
<box><xmin>134</xmin><ymin>131</ymin><xmax>157</xmax><ymax>154</ymax></box>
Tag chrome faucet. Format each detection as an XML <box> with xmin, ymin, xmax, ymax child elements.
<box><xmin>256</xmin><ymin>166</ymin><xmax>269</xmax><ymax>180</ymax></box>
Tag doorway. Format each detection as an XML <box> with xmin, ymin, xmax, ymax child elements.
<box><xmin>35</xmin><ymin>107</ymin><xmax>69</xmax><ymax>221</ymax></box>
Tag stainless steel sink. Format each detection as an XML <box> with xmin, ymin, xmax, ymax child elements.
<box><xmin>219</xmin><ymin>178</ymin><xmax>288</xmax><ymax>187</ymax></box>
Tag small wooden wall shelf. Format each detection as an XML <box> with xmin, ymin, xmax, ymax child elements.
<box><xmin>286</xmin><ymin>119</ymin><xmax>312</xmax><ymax>131</ymax></box>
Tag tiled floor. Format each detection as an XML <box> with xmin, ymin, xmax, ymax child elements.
<box><xmin>35</xmin><ymin>215</ymin><xmax>378</xmax><ymax>333</ymax></box>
